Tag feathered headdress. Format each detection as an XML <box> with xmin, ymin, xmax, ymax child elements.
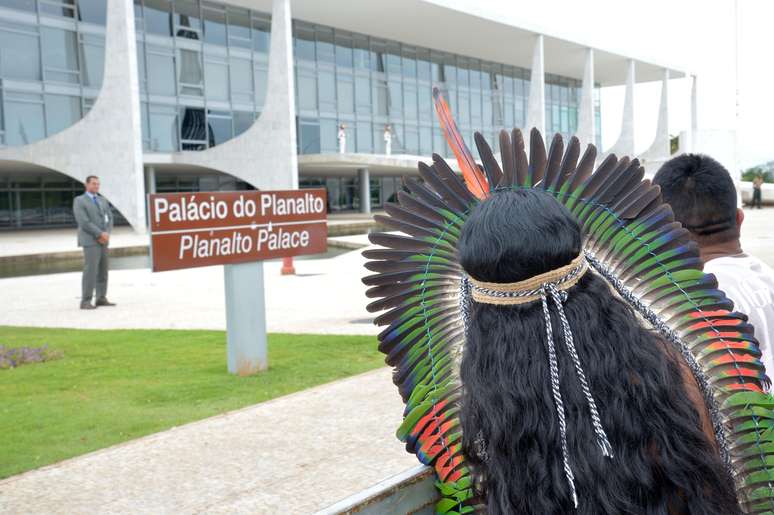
<box><xmin>363</xmin><ymin>87</ymin><xmax>774</xmax><ymax>513</ymax></box>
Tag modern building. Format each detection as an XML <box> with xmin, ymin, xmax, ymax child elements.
<box><xmin>0</xmin><ymin>0</ymin><xmax>689</xmax><ymax>231</ymax></box>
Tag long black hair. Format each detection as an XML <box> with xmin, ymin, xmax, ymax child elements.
<box><xmin>457</xmin><ymin>189</ymin><xmax>739</xmax><ymax>514</ymax></box>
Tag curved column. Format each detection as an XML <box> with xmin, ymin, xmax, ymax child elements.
<box><xmin>0</xmin><ymin>0</ymin><xmax>145</xmax><ymax>230</ymax></box>
<box><xmin>605</xmin><ymin>59</ymin><xmax>636</xmax><ymax>158</ymax></box>
<box><xmin>640</xmin><ymin>69</ymin><xmax>670</xmax><ymax>160</ymax></box>
<box><xmin>575</xmin><ymin>48</ymin><xmax>595</xmax><ymax>149</ymax></box>
<box><xmin>159</xmin><ymin>0</ymin><xmax>298</xmax><ymax>191</ymax></box>
<box><xmin>525</xmin><ymin>34</ymin><xmax>545</xmax><ymax>136</ymax></box>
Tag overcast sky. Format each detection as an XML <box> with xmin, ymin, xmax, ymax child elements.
<box><xmin>585</xmin><ymin>0</ymin><xmax>773</xmax><ymax>169</ymax></box>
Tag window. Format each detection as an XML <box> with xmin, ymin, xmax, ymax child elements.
<box><xmin>319</xmin><ymin>118</ymin><xmax>336</xmax><ymax>153</ymax></box>
<box><xmin>136</xmin><ymin>40</ymin><xmax>146</xmax><ymax>92</ymax></box>
<box><xmin>337</xmin><ymin>78</ymin><xmax>354</xmax><ymax>114</ymax></box>
<box><xmin>80</xmin><ymin>33</ymin><xmax>104</xmax><ymax>88</ymax></box>
<box><xmin>204</xmin><ymin>57</ymin><xmax>228</xmax><ymax>101</ymax></box>
<box><xmin>315</xmin><ymin>26</ymin><xmax>334</xmax><ymax>65</ymax></box>
<box><xmin>177</xmin><ymin>47</ymin><xmax>203</xmax><ymax>96</ymax></box>
<box><xmin>356</xmin><ymin>121</ymin><xmax>371</xmax><ymax>153</ymax></box>
<box><xmin>335</xmin><ymin>33</ymin><xmax>352</xmax><ymax>69</ymax></box>
<box><xmin>5</xmin><ymin>92</ymin><xmax>45</xmax><ymax>146</ymax></box>
<box><xmin>355</xmin><ymin>75</ymin><xmax>370</xmax><ymax>114</ymax></box>
<box><xmin>372</xmin><ymin>81</ymin><xmax>388</xmax><ymax>117</ymax></box>
<box><xmin>44</xmin><ymin>93</ymin><xmax>81</xmax><ymax>136</ymax></box>
<box><xmin>229</xmin><ymin>56</ymin><xmax>252</xmax><ymax>104</ymax></box>
<box><xmin>318</xmin><ymin>71</ymin><xmax>335</xmax><ymax>113</ymax></box>
<box><xmin>0</xmin><ymin>25</ymin><xmax>41</xmax><ymax>81</ymax></box>
<box><xmin>143</xmin><ymin>0</ymin><xmax>172</xmax><ymax>36</ymax></box>
<box><xmin>146</xmin><ymin>46</ymin><xmax>176</xmax><ymax>96</ymax></box>
<box><xmin>297</xmin><ymin>72</ymin><xmax>317</xmax><ymax>112</ymax></box>
<box><xmin>39</xmin><ymin>0</ymin><xmax>75</xmax><ymax>18</ymax></box>
<box><xmin>202</xmin><ymin>2</ymin><xmax>226</xmax><ymax>46</ymax></box>
<box><xmin>254</xmin><ymin>64</ymin><xmax>267</xmax><ymax>110</ymax></box>
<box><xmin>41</xmin><ymin>27</ymin><xmax>79</xmax><ymax>83</ymax></box>
<box><xmin>294</xmin><ymin>24</ymin><xmax>315</xmax><ymax>62</ymax></box>
<box><xmin>174</xmin><ymin>0</ymin><xmax>201</xmax><ymax>39</ymax></box>
<box><xmin>148</xmin><ymin>103</ymin><xmax>178</xmax><ymax>151</ymax></box>
<box><xmin>252</xmin><ymin>15</ymin><xmax>270</xmax><ymax>54</ymax></box>
<box><xmin>77</xmin><ymin>0</ymin><xmax>107</xmax><ymax>24</ymax></box>
<box><xmin>179</xmin><ymin>106</ymin><xmax>208</xmax><ymax>149</ymax></box>
<box><xmin>298</xmin><ymin>118</ymin><xmax>320</xmax><ymax>154</ymax></box>
<box><xmin>207</xmin><ymin>110</ymin><xmax>232</xmax><ymax>145</ymax></box>
<box><xmin>233</xmin><ymin>111</ymin><xmax>253</xmax><ymax>136</ymax></box>
<box><xmin>387</xmin><ymin>80</ymin><xmax>401</xmax><ymax>117</ymax></box>
<box><xmin>227</xmin><ymin>7</ymin><xmax>251</xmax><ymax>49</ymax></box>
<box><xmin>0</xmin><ymin>0</ymin><xmax>35</xmax><ymax>12</ymax></box>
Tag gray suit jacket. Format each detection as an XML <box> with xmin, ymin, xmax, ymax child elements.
<box><xmin>73</xmin><ymin>193</ymin><xmax>114</xmax><ymax>247</ymax></box>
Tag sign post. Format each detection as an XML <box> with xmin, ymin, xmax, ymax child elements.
<box><xmin>147</xmin><ymin>189</ymin><xmax>327</xmax><ymax>375</ymax></box>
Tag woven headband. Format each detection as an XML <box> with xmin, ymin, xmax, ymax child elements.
<box><xmin>468</xmin><ymin>254</ymin><xmax>588</xmax><ymax>305</ymax></box>
<box><xmin>463</xmin><ymin>252</ymin><xmax>611</xmax><ymax>507</ymax></box>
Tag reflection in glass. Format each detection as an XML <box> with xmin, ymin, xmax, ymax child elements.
<box><xmin>229</xmin><ymin>57</ymin><xmax>252</xmax><ymax>103</ymax></box>
<box><xmin>208</xmin><ymin>111</ymin><xmax>232</xmax><ymax>145</ymax></box>
<box><xmin>147</xmin><ymin>49</ymin><xmax>176</xmax><ymax>96</ymax></box>
<box><xmin>298</xmin><ymin>119</ymin><xmax>320</xmax><ymax>154</ymax></box>
<box><xmin>252</xmin><ymin>16</ymin><xmax>270</xmax><ymax>53</ymax></box>
<box><xmin>175</xmin><ymin>0</ymin><xmax>201</xmax><ymax>39</ymax></box>
<box><xmin>41</xmin><ymin>27</ymin><xmax>79</xmax><ymax>83</ymax></box>
<box><xmin>80</xmin><ymin>34</ymin><xmax>105</xmax><ymax>88</ymax></box>
<box><xmin>233</xmin><ymin>111</ymin><xmax>253</xmax><ymax>137</ymax></box>
<box><xmin>297</xmin><ymin>74</ymin><xmax>317</xmax><ymax>111</ymax></box>
<box><xmin>148</xmin><ymin>104</ymin><xmax>178</xmax><ymax>151</ymax></box>
<box><xmin>143</xmin><ymin>0</ymin><xmax>172</xmax><ymax>36</ymax></box>
<box><xmin>5</xmin><ymin>94</ymin><xmax>45</xmax><ymax>146</ymax></box>
<box><xmin>44</xmin><ymin>94</ymin><xmax>81</xmax><ymax>136</ymax></box>
<box><xmin>203</xmin><ymin>4</ymin><xmax>227</xmax><ymax>46</ymax></box>
<box><xmin>227</xmin><ymin>7</ymin><xmax>251</xmax><ymax>48</ymax></box>
<box><xmin>204</xmin><ymin>59</ymin><xmax>229</xmax><ymax>101</ymax></box>
<box><xmin>0</xmin><ymin>26</ymin><xmax>41</xmax><ymax>81</ymax></box>
<box><xmin>179</xmin><ymin>107</ymin><xmax>209</xmax><ymax>149</ymax></box>
<box><xmin>77</xmin><ymin>0</ymin><xmax>107</xmax><ymax>24</ymax></box>
<box><xmin>0</xmin><ymin>0</ymin><xmax>35</xmax><ymax>12</ymax></box>
<box><xmin>178</xmin><ymin>48</ymin><xmax>203</xmax><ymax>96</ymax></box>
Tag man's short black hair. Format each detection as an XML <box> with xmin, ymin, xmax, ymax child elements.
<box><xmin>653</xmin><ymin>154</ymin><xmax>738</xmax><ymax>244</ymax></box>
<box><xmin>85</xmin><ymin>175</ymin><xmax>99</xmax><ymax>184</ymax></box>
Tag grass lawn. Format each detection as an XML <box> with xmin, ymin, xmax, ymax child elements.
<box><xmin>0</xmin><ymin>326</ymin><xmax>383</xmax><ymax>480</ymax></box>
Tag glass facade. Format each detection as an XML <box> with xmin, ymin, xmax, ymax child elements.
<box><xmin>0</xmin><ymin>171</ymin><xmax>126</xmax><ymax>228</ymax></box>
<box><xmin>0</xmin><ymin>0</ymin><xmax>605</xmax><ymax>226</ymax></box>
<box><xmin>134</xmin><ymin>0</ymin><xmax>271</xmax><ymax>152</ymax></box>
<box><xmin>0</xmin><ymin>0</ymin><xmax>107</xmax><ymax>147</ymax></box>
<box><xmin>293</xmin><ymin>23</ymin><xmax>598</xmax><ymax>159</ymax></box>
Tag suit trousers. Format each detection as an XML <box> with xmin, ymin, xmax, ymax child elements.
<box><xmin>82</xmin><ymin>244</ymin><xmax>109</xmax><ymax>302</ymax></box>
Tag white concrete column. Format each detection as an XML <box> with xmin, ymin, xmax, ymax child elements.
<box><xmin>575</xmin><ymin>48</ymin><xmax>595</xmax><ymax>149</ymax></box>
<box><xmin>605</xmin><ymin>59</ymin><xmax>636</xmax><ymax>158</ymax></box>
<box><xmin>691</xmin><ymin>74</ymin><xmax>698</xmax><ymax>132</ymax></box>
<box><xmin>526</xmin><ymin>35</ymin><xmax>545</xmax><ymax>135</ymax></box>
<box><xmin>0</xmin><ymin>0</ymin><xmax>146</xmax><ymax>231</ymax></box>
<box><xmin>358</xmin><ymin>168</ymin><xmax>371</xmax><ymax>214</ymax></box>
<box><xmin>145</xmin><ymin>165</ymin><xmax>156</xmax><ymax>194</ymax></box>
<box><xmin>641</xmin><ymin>69</ymin><xmax>670</xmax><ymax>160</ymax></box>
<box><xmin>158</xmin><ymin>0</ymin><xmax>299</xmax><ymax>191</ymax></box>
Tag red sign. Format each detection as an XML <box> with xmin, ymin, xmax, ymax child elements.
<box><xmin>148</xmin><ymin>189</ymin><xmax>327</xmax><ymax>272</ymax></box>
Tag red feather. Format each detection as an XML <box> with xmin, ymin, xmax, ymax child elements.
<box><xmin>432</xmin><ymin>87</ymin><xmax>489</xmax><ymax>199</ymax></box>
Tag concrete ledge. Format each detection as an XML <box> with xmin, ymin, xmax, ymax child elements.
<box><xmin>0</xmin><ymin>245</ymin><xmax>149</xmax><ymax>266</ymax></box>
<box><xmin>314</xmin><ymin>465</ymin><xmax>438</xmax><ymax>515</ymax></box>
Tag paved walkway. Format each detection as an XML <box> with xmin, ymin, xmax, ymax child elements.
<box><xmin>0</xmin><ymin>238</ymin><xmax>380</xmax><ymax>335</ymax></box>
<box><xmin>0</xmin><ymin>367</ymin><xmax>417</xmax><ymax>514</ymax></box>
<box><xmin>0</xmin><ymin>213</ymin><xmax>380</xmax><ymax>259</ymax></box>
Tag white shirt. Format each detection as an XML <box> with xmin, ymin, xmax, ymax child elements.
<box><xmin>704</xmin><ymin>254</ymin><xmax>774</xmax><ymax>378</ymax></box>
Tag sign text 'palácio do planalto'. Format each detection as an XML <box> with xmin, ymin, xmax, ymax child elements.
<box><xmin>148</xmin><ymin>189</ymin><xmax>327</xmax><ymax>272</ymax></box>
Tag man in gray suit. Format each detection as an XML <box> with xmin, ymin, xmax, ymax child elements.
<box><xmin>73</xmin><ymin>175</ymin><xmax>116</xmax><ymax>310</ymax></box>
